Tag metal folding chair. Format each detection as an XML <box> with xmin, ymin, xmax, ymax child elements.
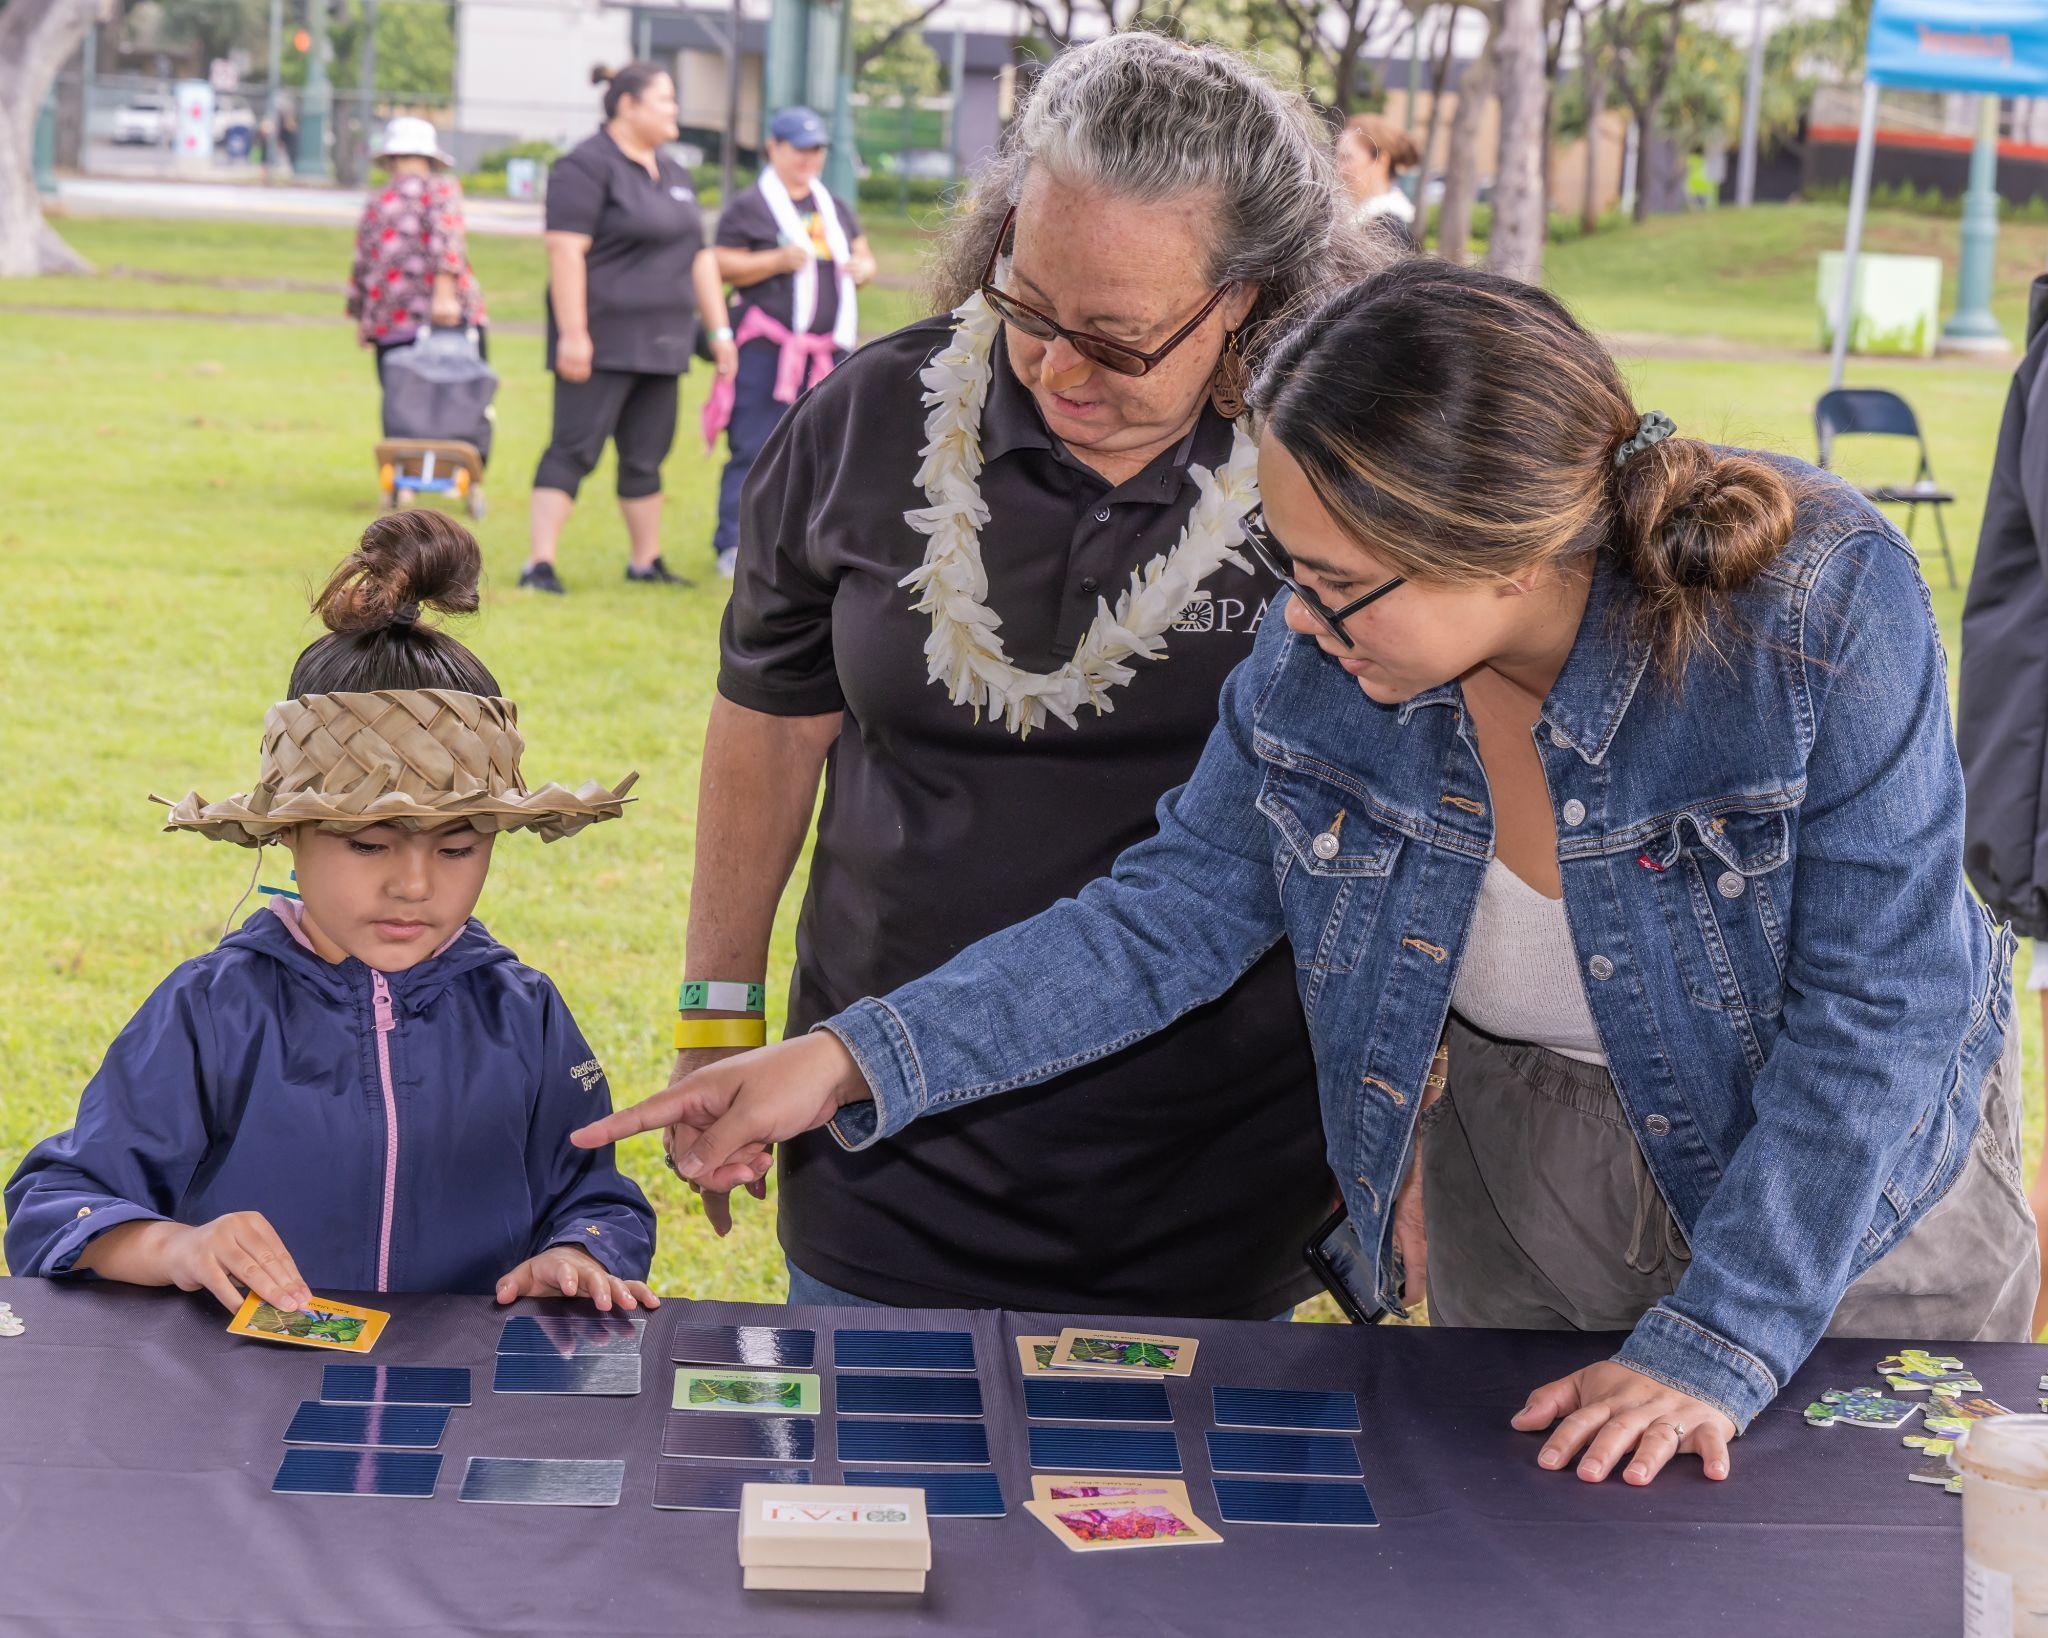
<box><xmin>1813</xmin><ymin>388</ymin><xmax>1958</xmax><ymax>587</ymax></box>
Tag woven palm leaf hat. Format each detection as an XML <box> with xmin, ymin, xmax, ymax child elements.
<box><xmin>154</xmin><ymin>689</ymin><xmax>636</xmax><ymax>847</ymax></box>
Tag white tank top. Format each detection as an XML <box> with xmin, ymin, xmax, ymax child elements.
<box><xmin>1450</xmin><ymin>859</ymin><xmax>1609</xmax><ymax>1066</ymax></box>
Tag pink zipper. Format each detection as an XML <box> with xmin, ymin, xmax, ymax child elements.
<box><xmin>370</xmin><ymin>972</ymin><xmax>399</xmax><ymax>1293</ymax></box>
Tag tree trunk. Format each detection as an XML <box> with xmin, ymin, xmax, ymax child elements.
<box><xmin>1487</xmin><ymin>0</ymin><xmax>1546</xmax><ymax>280</ymax></box>
<box><xmin>1579</xmin><ymin>43</ymin><xmax>1608</xmax><ymax>233</ymax></box>
<box><xmin>0</xmin><ymin>0</ymin><xmax>104</xmax><ymax>277</ymax></box>
<box><xmin>1436</xmin><ymin>45</ymin><xmax>1494</xmax><ymax>264</ymax></box>
<box><xmin>1414</xmin><ymin>5</ymin><xmax>1462</xmax><ymax>246</ymax></box>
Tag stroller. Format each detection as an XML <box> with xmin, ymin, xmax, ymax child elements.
<box><xmin>375</xmin><ymin>325</ymin><xmax>498</xmax><ymax>519</ymax></box>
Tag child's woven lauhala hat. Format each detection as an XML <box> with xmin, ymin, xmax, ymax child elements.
<box><xmin>153</xmin><ymin>690</ymin><xmax>635</xmax><ymax>846</ymax></box>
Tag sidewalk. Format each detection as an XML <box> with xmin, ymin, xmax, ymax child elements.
<box><xmin>55</xmin><ymin>175</ymin><xmax>545</xmax><ymax>237</ymax></box>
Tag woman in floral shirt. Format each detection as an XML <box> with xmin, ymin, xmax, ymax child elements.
<box><xmin>347</xmin><ymin>116</ymin><xmax>487</xmax><ymax>382</ymax></box>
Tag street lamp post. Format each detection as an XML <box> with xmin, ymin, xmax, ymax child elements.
<box><xmin>296</xmin><ymin>0</ymin><xmax>332</xmax><ymax>179</ymax></box>
<box><xmin>1941</xmin><ymin>92</ymin><xmax>2007</xmax><ymax>350</ymax></box>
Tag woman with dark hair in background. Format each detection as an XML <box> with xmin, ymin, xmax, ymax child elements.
<box><xmin>520</xmin><ymin>63</ymin><xmax>738</xmax><ymax>595</ymax></box>
<box><xmin>590</xmin><ymin>259</ymin><xmax>2039</xmax><ymax>1484</ymax></box>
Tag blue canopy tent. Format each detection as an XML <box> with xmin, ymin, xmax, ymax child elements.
<box><xmin>1827</xmin><ymin>0</ymin><xmax>2048</xmax><ymax>387</ymax></box>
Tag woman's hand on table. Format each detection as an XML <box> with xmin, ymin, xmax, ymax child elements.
<box><xmin>665</xmin><ymin>1047</ymin><xmax>768</xmax><ymax>1238</ymax></box>
<box><xmin>495</xmin><ymin>1244</ymin><xmax>660</xmax><ymax>1312</ymax></box>
<box><xmin>79</xmin><ymin>1212</ymin><xmax>314</xmax><ymax>1314</ymax></box>
<box><xmin>570</xmin><ymin>1032</ymin><xmax>870</xmax><ymax>1196</ymax></box>
<box><xmin>1513</xmin><ymin>1359</ymin><xmax>1735</xmax><ymax>1485</ymax></box>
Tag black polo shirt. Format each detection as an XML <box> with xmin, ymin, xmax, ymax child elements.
<box><xmin>720</xmin><ymin>319</ymin><xmax>1330</xmax><ymax>1319</ymax></box>
<box><xmin>544</xmin><ymin>128</ymin><xmax>704</xmax><ymax>375</ymax></box>
<box><xmin>714</xmin><ymin>181</ymin><xmax>863</xmax><ymax>338</ymax></box>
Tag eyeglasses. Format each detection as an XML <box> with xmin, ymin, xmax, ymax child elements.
<box><xmin>977</xmin><ymin>205</ymin><xmax>1231</xmax><ymax>378</ymax></box>
<box><xmin>1242</xmin><ymin>511</ymin><xmax>1405</xmax><ymax>649</ymax></box>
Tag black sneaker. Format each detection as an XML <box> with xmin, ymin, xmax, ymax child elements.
<box><xmin>626</xmin><ymin>555</ymin><xmax>693</xmax><ymax>587</ymax></box>
<box><xmin>518</xmin><ymin>561</ymin><xmax>565</xmax><ymax>595</ymax></box>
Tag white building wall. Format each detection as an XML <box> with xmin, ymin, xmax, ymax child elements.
<box><xmin>457</xmin><ymin>0</ymin><xmax>633</xmax><ymax>149</ymax></box>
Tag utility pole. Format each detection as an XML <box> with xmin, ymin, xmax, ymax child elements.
<box><xmin>265</xmin><ymin>0</ymin><xmax>283</xmax><ymax>175</ymax></box>
<box><xmin>297</xmin><ymin>0</ymin><xmax>332</xmax><ymax>179</ymax></box>
<box><xmin>1941</xmin><ymin>93</ymin><xmax>2007</xmax><ymax>350</ymax></box>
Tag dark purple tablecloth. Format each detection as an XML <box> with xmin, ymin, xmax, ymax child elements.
<box><xmin>1</xmin><ymin>1276</ymin><xmax>2040</xmax><ymax>1636</ymax></box>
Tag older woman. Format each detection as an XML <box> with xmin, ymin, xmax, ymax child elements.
<box><xmin>346</xmin><ymin>117</ymin><xmax>484</xmax><ymax>380</ymax></box>
<box><xmin>655</xmin><ymin>34</ymin><xmax>1383</xmax><ymax>1317</ymax></box>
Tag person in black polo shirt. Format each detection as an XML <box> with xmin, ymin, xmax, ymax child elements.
<box><xmin>619</xmin><ymin>35</ymin><xmax>1385</xmax><ymax>1320</ymax></box>
<box><xmin>521</xmin><ymin>63</ymin><xmax>737</xmax><ymax>595</ymax></box>
<box><xmin>702</xmin><ymin>106</ymin><xmax>875</xmax><ymax>579</ymax></box>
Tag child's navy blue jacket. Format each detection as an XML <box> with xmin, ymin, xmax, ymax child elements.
<box><xmin>4</xmin><ymin>902</ymin><xmax>654</xmax><ymax>1294</ymax></box>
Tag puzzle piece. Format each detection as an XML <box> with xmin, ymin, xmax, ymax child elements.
<box><xmin>1906</xmin><ymin>1454</ymin><xmax>1962</xmax><ymax>1494</ymax></box>
<box><xmin>1883</xmin><ymin>1372</ymin><xmax>1982</xmax><ymax>1394</ymax></box>
<box><xmin>1804</xmin><ymin>1387</ymin><xmax>1920</xmax><ymax>1430</ymax></box>
<box><xmin>1920</xmin><ymin>1394</ymin><xmax>2015</xmax><ymax>1438</ymax></box>
<box><xmin>1876</xmin><ymin>1350</ymin><xmax>1968</xmax><ymax>1379</ymax></box>
<box><xmin>1902</xmin><ymin>1434</ymin><xmax>1955</xmax><ymax>1457</ymax></box>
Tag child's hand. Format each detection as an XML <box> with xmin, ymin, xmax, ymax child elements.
<box><xmin>159</xmin><ymin>1212</ymin><xmax>314</xmax><ymax>1314</ymax></box>
<box><xmin>495</xmin><ymin>1244</ymin><xmax>660</xmax><ymax>1312</ymax></box>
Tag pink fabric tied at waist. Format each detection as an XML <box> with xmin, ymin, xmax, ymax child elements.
<box><xmin>700</xmin><ymin>305</ymin><xmax>840</xmax><ymax>450</ymax></box>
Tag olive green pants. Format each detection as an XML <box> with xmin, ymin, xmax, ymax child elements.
<box><xmin>1422</xmin><ymin>1015</ymin><xmax>2039</xmax><ymax>1343</ymax></box>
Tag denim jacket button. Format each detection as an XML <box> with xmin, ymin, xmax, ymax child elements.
<box><xmin>1550</xmin><ymin>726</ymin><xmax>1570</xmax><ymax>748</ymax></box>
<box><xmin>1716</xmin><ymin>870</ymin><xmax>1746</xmax><ymax>899</ymax></box>
<box><xmin>1562</xmin><ymin>799</ymin><xmax>1587</xmax><ymax>826</ymax></box>
<box><xmin>1587</xmin><ymin>954</ymin><xmax>1615</xmax><ymax>980</ymax></box>
<box><xmin>1645</xmin><ymin>1113</ymin><xmax>1671</xmax><ymax>1136</ymax></box>
<box><xmin>1312</xmin><ymin>831</ymin><xmax>1341</xmax><ymax>861</ymax></box>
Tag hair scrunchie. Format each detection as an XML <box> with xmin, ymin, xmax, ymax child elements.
<box><xmin>390</xmin><ymin>601</ymin><xmax>421</xmax><ymax>631</ymax></box>
<box><xmin>1614</xmin><ymin>410</ymin><xmax>1676</xmax><ymax>468</ymax></box>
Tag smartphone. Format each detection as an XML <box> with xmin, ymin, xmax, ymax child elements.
<box><xmin>1303</xmin><ymin>1203</ymin><xmax>1387</xmax><ymax>1325</ymax></box>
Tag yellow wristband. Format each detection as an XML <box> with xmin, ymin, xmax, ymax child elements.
<box><xmin>674</xmin><ymin>1016</ymin><xmax>769</xmax><ymax>1050</ymax></box>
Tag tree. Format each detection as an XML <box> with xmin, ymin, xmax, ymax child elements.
<box><xmin>1487</xmin><ymin>0</ymin><xmax>1546</xmax><ymax>278</ymax></box>
<box><xmin>144</xmin><ymin>0</ymin><xmax>267</xmax><ymax>69</ymax></box>
<box><xmin>1572</xmin><ymin>0</ymin><xmax>1612</xmax><ymax>233</ymax></box>
<box><xmin>1270</xmin><ymin>0</ymin><xmax>1405</xmax><ymax>112</ymax></box>
<box><xmin>1599</xmin><ymin>0</ymin><xmax>1690</xmax><ymax>221</ymax></box>
<box><xmin>855</xmin><ymin>0</ymin><xmax>947</xmax><ymax>87</ymax></box>
<box><xmin>1411</xmin><ymin>2</ymin><xmax>1465</xmax><ymax>229</ymax></box>
<box><xmin>1435</xmin><ymin>35</ymin><xmax>1492</xmax><ymax>261</ymax></box>
<box><xmin>0</xmin><ymin>0</ymin><xmax>104</xmax><ymax>277</ymax></box>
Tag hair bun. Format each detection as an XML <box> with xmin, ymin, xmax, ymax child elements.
<box><xmin>311</xmin><ymin>512</ymin><xmax>484</xmax><ymax>637</ymax></box>
<box><xmin>590</xmin><ymin>63</ymin><xmax>616</xmax><ymax>86</ymax></box>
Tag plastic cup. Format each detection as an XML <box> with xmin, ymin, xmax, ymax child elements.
<box><xmin>1952</xmin><ymin>1414</ymin><xmax>2048</xmax><ymax>1636</ymax></box>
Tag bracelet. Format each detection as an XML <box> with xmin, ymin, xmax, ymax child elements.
<box><xmin>675</xmin><ymin>1016</ymin><xmax>768</xmax><ymax>1050</ymax></box>
<box><xmin>678</xmin><ymin>980</ymin><xmax>765</xmax><ymax>1014</ymax></box>
<box><xmin>711</xmin><ymin>325</ymin><xmax>735</xmax><ymax>343</ymax></box>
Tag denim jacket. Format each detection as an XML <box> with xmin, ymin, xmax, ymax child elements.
<box><xmin>823</xmin><ymin>457</ymin><xmax>2012</xmax><ymax>1431</ymax></box>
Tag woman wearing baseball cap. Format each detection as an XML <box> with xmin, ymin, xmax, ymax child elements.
<box><xmin>701</xmin><ymin>105</ymin><xmax>877</xmax><ymax>578</ymax></box>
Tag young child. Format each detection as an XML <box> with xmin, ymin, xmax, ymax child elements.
<box><xmin>4</xmin><ymin>513</ymin><xmax>658</xmax><ymax>1315</ymax></box>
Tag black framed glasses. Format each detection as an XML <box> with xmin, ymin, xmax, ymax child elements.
<box><xmin>1242</xmin><ymin>511</ymin><xmax>1405</xmax><ymax>649</ymax></box>
<box><xmin>977</xmin><ymin>205</ymin><xmax>1231</xmax><ymax>378</ymax></box>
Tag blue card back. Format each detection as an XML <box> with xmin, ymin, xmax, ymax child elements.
<box><xmin>491</xmin><ymin>1353</ymin><xmax>642</xmax><ymax>1396</ymax></box>
<box><xmin>1205</xmin><ymin>1429</ymin><xmax>1364</xmax><ymax>1478</ymax></box>
<box><xmin>670</xmin><ymin>1322</ymin><xmax>816</xmax><ymax>1370</ymax></box>
<box><xmin>282</xmin><ymin>1401</ymin><xmax>450</xmax><ymax>1449</ymax></box>
<box><xmin>1212</xmin><ymin>1477</ymin><xmax>1379</xmax><ymax>1527</ymax></box>
<box><xmin>833</xmin><ymin>1329</ymin><xmax>976</xmax><ymax>1372</ymax></box>
<box><xmin>652</xmin><ymin>1463</ymin><xmax>813</xmax><ymax>1510</ymax></box>
<box><xmin>660</xmin><ymin>1412</ymin><xmax>817</xmax><ymax>1462</ymax></box>
<box><xmin>320</xmin><ymin>1364</ymin><xmax>472</xmax><ymax>1407</ymax></box>
<box><xmin>1027</xmin><ymin>1425</ymin><xmax>1182</xmax><ymax>1473</ymax></box>
<box><xmin>836</xmin><ymin>1419</ymin><xmax>992</xmax><ymax>1467</ymax></box>
<box><xmin>1024</xmin><ymin>1378</ymin><xmax>1172</xmax><ymax>1424</ymax></box>
<box><xmin>843</xmin><ymin>1470</ymin><xmax>1007</xmax><ymax>1517</ymax></box>
<box><xmin>272</xmin><ymin>1448</ymin><xmax>441</xmax><ymax>1498</ymax></box>
<box><xmin>457</xmin><ymin>1457</ymin><xmax>624</xmax><ymax>1506</ymax></box>
<box><xmin>836</xmin><ymin>1373</ymin><xmax>986</xmax><ymax>1419</ymax></box>
<box><xmin>497</xmin><ymin>1314</ymin><xmax>646</xmax><ymax>1356</ymax></box>
<box><xmin>1211</xmin><ymin>1387</ymin><xmax>1361</xmax><ymax>1432</ymax></box>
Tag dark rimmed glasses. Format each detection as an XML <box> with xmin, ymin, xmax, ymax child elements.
<box><xmin>978</xmin><ymin>204</ymin><xmax>1231</xmax><ymax>378</ymax></box>
<box><xmin>1242</xmin><ymin>511</ymin><xmax>1405</xmax><ymax>649</ymax></box>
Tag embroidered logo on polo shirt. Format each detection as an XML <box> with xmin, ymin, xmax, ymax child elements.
<box><xmin>570</xmin><ymin>1058</ymin><xmax>607</xmax><ymax>1092</ymax></box>
<box><xmin>670</xmin><ymin>185</ymin><xmax>693</xmax><ymax>202</ymax></box>
<box><xmin>1173</xmin><ymin>592</ymin><xmax>1270</xmax><ymax>636</ymax></box>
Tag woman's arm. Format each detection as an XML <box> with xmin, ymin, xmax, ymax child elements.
<box><xmin>692</xmin><ymin>247</ymin><xmax>739</xmax><ymax>377</ymax></box>
<box><xmin>545</xmin><ymin>231</ymin><xmax>594</xmax><ymax>381</ymax></box>
<box><xmin>718</xmin><ymin>243</ymin><xmax>809</xmax><ymax>289</ymax></box>
<box><xmin>577</xmin><ymin>626</ymin><xmax>1292</xmax><ymax>1181</ymax></box>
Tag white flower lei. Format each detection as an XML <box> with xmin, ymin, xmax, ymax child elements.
<box><xmin>899</xmin><ymin>291</ymin><xmax>1261</xmax><ymax>738</ymax></box>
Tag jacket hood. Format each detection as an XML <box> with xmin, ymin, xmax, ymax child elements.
<box><xmin>218</xmin><ymin>898</ymin><xmax>519</xmax><ymax>1015</ymax></box>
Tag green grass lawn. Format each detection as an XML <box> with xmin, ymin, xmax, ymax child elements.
<box><xmin>2</xmin><ymin>200</ymin><xmax>2041</xmax><ymax>1326</ymax></box>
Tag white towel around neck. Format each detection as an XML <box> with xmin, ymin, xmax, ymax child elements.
<box><xmin>756</xmin><ymin>167</ymin><xmax>858</xmax><ymax>354</ymax></box>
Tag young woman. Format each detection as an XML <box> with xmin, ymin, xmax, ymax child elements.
<box><xmin>584</xmin><ymin>260</ymin><xmax>2039</xmax><ymax>1486</ymax></box>
<box><xmin>522</xmin><ymin>63</ymin><xmax>737</xmax><ymax>594</ymax></box>
<box><xmin>8</xmin><ymin>513</ymin><xmax>655</xmax><ymax>1311</ymax></box>
<box><xmin>1334</xmin><ymin>112</ymin><xmax>1420</xmax><ymax>237</ymax></box>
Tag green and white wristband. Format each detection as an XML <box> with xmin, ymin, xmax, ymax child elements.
<box><xmin>679</xmin><ymin>980</ymin><xmax>766</xmax><ymax>1014</ymax></box>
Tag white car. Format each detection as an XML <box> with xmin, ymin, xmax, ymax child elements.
<box><xmin>114</xmin><ymin>94</ymin><xmax>174</xmax><ymax>146</ymax></box>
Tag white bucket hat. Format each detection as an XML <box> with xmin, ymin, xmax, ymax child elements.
<box><xmin>375</xmin><ymin>115</ymin><xmax>454</xmax><ymax>168</ymax></box>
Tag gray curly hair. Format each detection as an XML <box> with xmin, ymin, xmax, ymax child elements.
<box><xmin>929</xmin><ymin>32</ymin><xmax>1388</xmax><ymax>362</ymax></box>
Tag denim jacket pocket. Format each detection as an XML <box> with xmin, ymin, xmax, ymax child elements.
<box><xmin>1257</xmin><ymin>765</ymin><xmax>1403</xmax><ymax>980</ymax></box>
<box><xmin>1642</xmin><ymin>805</ymin><xmax>1793</xmax><ymax>1070</ymax></box>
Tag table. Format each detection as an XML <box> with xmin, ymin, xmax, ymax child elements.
<box><xmin>1</xmin><ymin>1276</ymin><xmax>2039</xmax><ymax>1636</ymax></box>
